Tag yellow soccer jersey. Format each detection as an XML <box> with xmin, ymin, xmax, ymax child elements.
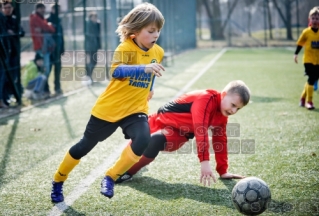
<box><xmin>91</xmin><ymin>38</ymin><xmax>164</xmax><ymax>122</ymax></box>
<box><xmin>296</xmin><ymin>27</ymin><xmax>319</xmax><ymax>65</ymax></box>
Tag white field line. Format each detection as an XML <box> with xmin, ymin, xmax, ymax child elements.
<box><xmin>173</xmin><ymin>48</ymin><xmax>227</xmax><ymax>99</ymax></box>
<box><xmin>48</xmin><ymin>48</ymin><xmax>227</xmax><ymax>216</ymax></box>
<box><xmin>48</xmin><ymin>145</ymin><xmax>124</xmax><ymax>216</ymax></box>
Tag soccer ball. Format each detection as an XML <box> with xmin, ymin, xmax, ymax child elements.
<box><xmin>232</xmin><ymin>177</ymin><xmax>271</xmax><ymax>215</ymax></box>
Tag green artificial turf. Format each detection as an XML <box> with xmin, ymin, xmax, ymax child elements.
<box><xmin>0</xmin><ymin>48</ymin><xmax>318</xmax><ymax>216</ymax></box>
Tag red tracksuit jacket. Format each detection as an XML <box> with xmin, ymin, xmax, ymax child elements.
<box><xmin>29</xmin><ymin>12</ymin><xmax>55</xmax><ymax>51</ymax></box>
<box><xmin>156</xmin><ymin>89</ymin><xmax>228</xmax><ymax>175</ymax></box>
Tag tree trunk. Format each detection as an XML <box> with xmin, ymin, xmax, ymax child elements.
<box><xmin>202</xmin><ymin>0</ymin><xmax>224</xmax><ymax>40</ymax></box>
<box><xmin>212</xmin><ymin>0</ymin><xmax>224</xmax><ymax>39</ymax></box>
<box><xmin>272</xmin><ymin>0</ymin><xmax>293</xmax><ymax>40</ymax></box>
<box><xmin>285</xmin><ymin>0</ymin><xmax>293</xmax><ymax>40</ymax></box>
<box><xmin>266</xmin><ymin>0</ymin><xmax>273</xmax><ymax>40</ymax></box>
<box><xmin>221</xmin><ymin>0</ymin><xmax>239</xmax><ymax>33</ymax></box>
<box><xmin>247</xmin><ymin>11</ymin><xmax>252</xmax><ymax>37</ymax></box>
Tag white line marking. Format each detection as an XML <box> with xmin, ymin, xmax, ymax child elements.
<box><xmin>173</xmin><ymin>48</ymin><xmax>227</xmax><ymax>99</ymax></box>
<box><xmin>48</xmin><ymin>145</ymin><xmax>125</xmax><ymax>216</ymax></box>
<box><xmin>48</xmin><ymin>48</ymin><xmax>227</xmax><ymax>216</ymax></box>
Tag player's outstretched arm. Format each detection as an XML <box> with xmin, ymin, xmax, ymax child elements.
<box><xmin>145</xmin><ymin>63</ymin><xmax>165</xmax><ymax>77</ymax></box>
<box><xmin>220</xmin><ymin>172</ymin><xmax>245</xmax><ymax>179</ymax></box>
<box><xmin>200</xmin><ymin>161</ymin><xmax>216</xmax><ymax>186</ymax></box>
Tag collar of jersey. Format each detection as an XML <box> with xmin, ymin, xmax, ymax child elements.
<box><xmin>129</xmin><ymin>38</ymin><xmax>152</xmax><ymax>53</ymax></box>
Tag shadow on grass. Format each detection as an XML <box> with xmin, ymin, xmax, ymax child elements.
<box><xmin>119</xmin><ymin>176</ymin><xmax>235</xmax><ymax>208</ymax></box>
<box><xmin>311</xmin><ymin>109</ymin><xmax>319</xmax><ymax>113</ymax></box>
<box><xmin>219</xmin><ymin>178</ymin><xmax>237</xmax><ymax>192</ymax></box>
<box><xmin>0</xmin><ymin>97</ymin><xmax>78</xmax><ymax>189</ymax></box>
<box><xmin>63</xmin><ymin>206</ymin><xmax>86</xmax><ymax>216</ymax></box>
<box><xmin>0</xmin><ymin>116</ymin><xmax>19</xmax><ymax>189</ymax></box>
<box><xmin>250</xmin><ymin>95</ymin><xmax>284</xmax><ymax>103</ymax></box>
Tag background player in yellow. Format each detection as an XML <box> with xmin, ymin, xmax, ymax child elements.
<box><xmin>294</xmin><ymin>7</ymin><xmax>319</xmax><ymax>110</ymax></box>
<box><xmin>51</xmin><ymin>2</ymin><xmax>165</xmax><ymax>202</ymax></box>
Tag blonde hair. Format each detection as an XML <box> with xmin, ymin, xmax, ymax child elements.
<box><xmin>223</xmin><ymin>80</ymin><xmax>251</xmax><ymax>106</ymax></box>
<box><xmin>116</xmin><ymin>3</ymin><xmax>165</xmax><ymax>42</ymax></box>
<box><xmin>309</xmin><ymin>6</ymin><xmax>319</xmax><ymax>17</ymax></box>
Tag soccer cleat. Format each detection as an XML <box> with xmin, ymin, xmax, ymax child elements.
<box><xmin>115</xmin><ymin>172</ymin><xmax>133</xmax><ymax>184</ymax></box>
<box><xmin>51</xmin><ymin>181</ymin><xmax>64</xmax><ymax>203</ymax></box>
<box><xmin>305</xmin><ymin>102</ymin><xmax>315</xmax><ymax>110</ymax></box>
<box><xmin>299</xmin><ymin>98</ymin><xmax>305</xmax><ymax>107</ymax></box>
<box><xmin>100</xmin><ymin>176</ymin><xmax>114</xmax><ymax>198</ymax></box>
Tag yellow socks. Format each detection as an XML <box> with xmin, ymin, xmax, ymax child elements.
<box><xmin>106</xmin><ymin>145</ymin><xmax>140</xmax><ymax>181</ymax></box>
<box><xmin>306</xmin><ymin>84</ymin><xmax>314</xmax><ymax>103</ymax></box>
<box><xmin>301</xmin><ymin>83</ymin><xmax>307</xmax><ymax>99</ymax></box>
<box><xmin>53</xmin><ymin>151</ymin><xmax>80</xmax><ymax>182</ymax></box>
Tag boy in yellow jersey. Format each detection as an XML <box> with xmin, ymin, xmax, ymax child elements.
<box><xmin>294</xmin><ymin>7</ymin><xmax>319</xmax><ymax>110</ymax></box>
<box><xmin>51</xmin><ymin>2</ymin><xmax>165</xmax><ymax>202</ymax></box>
<box><xmin>309</xmin><ymin>6</ymin><xmax>319</xmax><ymax>91</ymax></box>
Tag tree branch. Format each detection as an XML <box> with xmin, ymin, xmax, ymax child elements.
<box><xmin>222</xmin><ymin>0</ymin><xmax>239</xmax><ymax>31</ymax></box>
<box><xmin>272</xmin><ymin>0</ymin><xmax>287</xmax><ymax>26</ymax></box>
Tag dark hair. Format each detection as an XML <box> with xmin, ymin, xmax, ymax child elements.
<box><xmin>34</xmin><ymin>52</ymin><xmax>44</xmax><ymax>61</ymax></box>
<box><xmin>2</xmin><ymin>1</ymin><xmax>13</xmax><ymax>6</ymax></box>
<box><xmin>1</xmin><ymin>1</ymin><xmax>13</xmax><ymax>7</ymax></box>
<box><xmin>35</xmin><ymin>3</ymin><xmax>45</xmax><ymax>10</ymax></box>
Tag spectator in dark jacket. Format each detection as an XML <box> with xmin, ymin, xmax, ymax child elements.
<box><xmin>29</xmin><ymin>3</ymin><xmax>55</xmax><ymax>97</ymax></box>
<box><xmin>0</xmin><ymin>11</ymin><xmax>9</xmax><ymax>108</ymax></box>
<box><xmin>2</xmin><ymin>1</ymin><xmax>25</xmax><ymax>105</ymax></box>
<box><xmin>46</xmin><ymin>4</ymin><xmax>64</xmax><ymax>96</ymax></box>
<box><xmin>85</xmin><ymin>12</ymin><xmax>101</xmax><ymax>81</ymax></box>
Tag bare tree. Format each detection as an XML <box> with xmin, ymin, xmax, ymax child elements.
<box><xmin>265</xmin><ymin>0</ymin><xmax>273</xmax><ymax>40</ymax></box>
<box><xmin>272</xmin><ymin>0</ymin><xmax>294</xmax><ymax>40</ymax></box>
<box><xmin>202</xmin><ymin>0</ymin><xmax>224</xmax><ymax>40</ymax></box>
<box><xmin>244</xmin><ymin>0</ymin><xmax>256</xmax><ymax>37</ymax></box>
<box><xmin>222</xmin><ymin>0</ymin><xmax>239</xmax><ymax>31</ymax></box>
<box><xmin>201</xmin><ymin>0</ymin><xmax>239</xmax><ymax>40</ymax></box>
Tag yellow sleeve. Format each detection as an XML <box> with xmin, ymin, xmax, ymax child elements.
<box><xmin>109</xmin><ymin>41</ymin><xmax>141</xmax><ymax>76</ymax></box>
<box><xmin>296</xmin><ymin>29</ymin><xmax>308</xmax><ymax>46</ymax></box>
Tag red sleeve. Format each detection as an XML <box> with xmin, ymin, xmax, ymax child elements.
<box><xmin>30</xmin><ymin>14</ymin><xmax>55</xmax><ymax>33</ymax></box>
<box><xmin>212</xmin><ymin>123</ymin><xmax>228</xmax><ymax>175</ymax></box>
<box><xmin>191</xmin><ymin>95</ymin><xmax>218</xmax><ymax>162</ymax></box>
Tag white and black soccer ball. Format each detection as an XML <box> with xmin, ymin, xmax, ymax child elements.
<box><xmin>232</xmin><ymin>177</ymin><xmax>271</xmax><ymax>215</ymax></box>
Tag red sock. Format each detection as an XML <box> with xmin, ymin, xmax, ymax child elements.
<box><xmin>127</xmin><ymin>155</ymin><xmax>154</xmax><ymax>175</ymax></box>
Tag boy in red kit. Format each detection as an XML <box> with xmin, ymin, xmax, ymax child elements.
<box><xmin>116</xmin><ymin>80</ymin><xmax>251</xmax><ymax>186</ymax></box>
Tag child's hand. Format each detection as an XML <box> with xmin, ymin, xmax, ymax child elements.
<box><xmin>147</xmin><ymin>90</ymin><xmax>154</xmax><ymax>101</ymax></box>
<box><xmin>220</xmin><ymin>172</ymin><xmax>245</xmax><ymax>179</ymax></box>
<box><xmin>294</xmin><ymin>54</ymin><xmax>298</xmax><ymax>64</ymax></box>
<box><xmin>200</xmin><ymin>161</ymin><xmax>216</xmax><ymax>186</ymax></box>
<box><xmin>145</xmin><ymin>63</ymin><xmax>165</xmax><ymax>77</ymax></box>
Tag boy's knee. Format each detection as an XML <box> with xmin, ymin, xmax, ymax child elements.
<box><xmin>137</xmin><ymin>131</ymin><xmax>151</xmax><ymax>146</ymax></box>
<box><xmin>308</xmin><ymin>78</ymin><xmax>317</xmax><ymax>86</ymax></box>
<box><xmin>131</xmin><ymin>133</ymin><xmax>151</xmax><ymax>155</ymax></box>
<box><xmin>69</xmin><ymin>136</ymin><xmax>98</xmax><ymax>159</ymax></box>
